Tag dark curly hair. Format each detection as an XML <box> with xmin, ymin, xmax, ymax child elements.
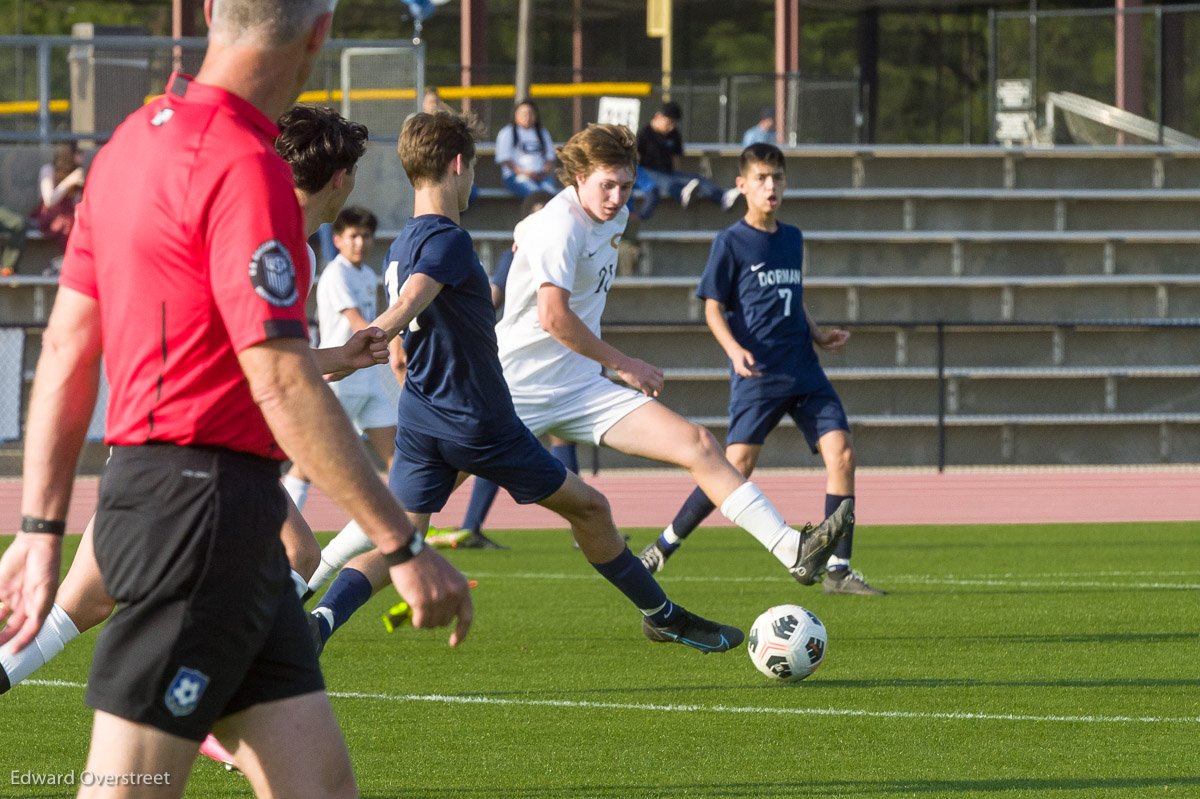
<box><xmin>275</xmin><ymin>104</ymin><xmax>368</xmax><ymax>194</ymax></box>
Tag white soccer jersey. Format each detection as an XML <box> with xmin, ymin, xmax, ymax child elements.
<box><xmin>317</xmin><ymin>253</ymin><xmax>379</xmax><ymax>348</ymax></box>
<box><xmin>496</xmin><ymin>186</ymin><xmax>628</xmax><ymax>400</ymax></box>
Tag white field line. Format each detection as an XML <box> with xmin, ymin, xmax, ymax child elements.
<box><xmin>20</xmin><ymin>679</ymin><xmax>1200</xmax><ymax>726</ymax></box>
<box><xmin>464</xmin><ymin>571</ymin><xmax>1200</xmax><ymax>590</ymax></box>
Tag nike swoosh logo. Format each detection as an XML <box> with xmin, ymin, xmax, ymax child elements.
<box><xmin>586</xmin><ymin>248</ymin><xmax>601</xmax><ymax>258</ymax></box>
<box><xmin>750</xmin><ymin>262</ymin><xmax>765</xmax><ymax>272</ymax></box>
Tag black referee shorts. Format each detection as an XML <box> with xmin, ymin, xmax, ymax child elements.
<box><xmin>86</xmin><ymin>444</ymin><xmax>324</xmax><ymax>741</ymax></box>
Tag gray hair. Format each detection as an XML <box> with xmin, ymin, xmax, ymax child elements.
<box><xmin>209</xmin><ymin>0</ymin><xmax>334</xmax><ymax>48</ymax></box>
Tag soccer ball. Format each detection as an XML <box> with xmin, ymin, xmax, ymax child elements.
<box><xmin>746</xmin><ymin>604</ymin><xmax>827</xmax><ymax>682</ymax></box>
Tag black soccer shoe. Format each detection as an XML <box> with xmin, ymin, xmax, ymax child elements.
<box><xmin>642</xmin><ymin>607</ymin><xmax>745</xmax><ymax>653</ymax></box>
<box><xmin>456</xmin><ymin>531</ymin><xmax>509</xmax><ymax>550</ymax></box>
<box><xmin>0</xmin><ymin>664</ymin><xmax>10</xmax><ymax>694</ymax></box>
<box><xmin>789</xmin><ymin>497</ymin><xmax>854</xmax><ymax>586</ymax></box>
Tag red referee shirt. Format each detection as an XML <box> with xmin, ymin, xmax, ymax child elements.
<box><xmin>59</xmin><ymin>74</ymin><xmax>310</xmax><ymax>460</ymax></box>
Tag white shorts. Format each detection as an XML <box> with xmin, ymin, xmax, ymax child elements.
<box><xmin>511</xmin><ymin>372</ymin><xmax>654</xmax><ymax>445</ymax></box>
<box><xmin>330</xmin><ymin>365</ymin><xmax>399</xmax><ymax>434</ymax></box>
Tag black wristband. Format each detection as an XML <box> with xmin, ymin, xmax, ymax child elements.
<box><xmin>20</xmin><ymin>516</ymin><xmax>66</xmax><ymax>535</ymax></box>
<box><xmin>381</xmin><ymin>532</ymin><xmax>424</xmax><ymax>567</ymax></box>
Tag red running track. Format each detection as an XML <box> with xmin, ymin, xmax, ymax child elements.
<box><xmin>2</xmin><ymin>468</ymin><xmax>1197</xmax><ymax>534</ymax></box>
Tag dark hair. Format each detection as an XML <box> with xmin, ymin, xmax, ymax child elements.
<box><xmin>275</xmin><ymin>105</ymin><xmax>368</xmax><ymax>194</ymax></box>
<box><xmin>52</xmin><ymin>141</ymin><xmax>80</xmax><ymax>184</ymax></box>
<box><xmin>520</xmin><ymin>190</ymin><xmax>554</xmax><ymax>218</ymax></box>
<box><xmin>659</xmin><ymin>101</ymin><xmax>682</xmax><ymax>120</ymax></box>
<box><xmin>398</xmin><ymin>111</ymin><xmax>484</xmax><ymax>187</ymax></box>
<box><xmin>739</xmin><ymin>142</ymin><xmax>786</xmax><ymax>175</ymax></box>
<box><xmin>508</xmin><ymin>98</ymin><xmax>552</xmax><ymax>161</ymax></box>
<box><xmin>333</xmin><ymin>205</ymin><xmax>378</xmax><ymax>235</ymax></box>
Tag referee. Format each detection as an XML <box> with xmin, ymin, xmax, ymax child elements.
<box><xmin>0</xmin><ymin>2</ymin><xmax>470</xmax><ymax>797</ymax></box>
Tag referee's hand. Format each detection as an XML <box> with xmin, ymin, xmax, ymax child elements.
<box><xmin>0</xmin><ymin>533</ymin><xmax>63</xmax><ymax>652</ymax></box>
<box><xmin>388</xmin><ymin>548</ymin><xmax>473</xmax><ymax>647</ymax></box>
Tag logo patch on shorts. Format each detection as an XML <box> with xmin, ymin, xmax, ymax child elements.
<box><xmin>248</xmin><ymin>239</ymin><xmax>298</xmax><ymax>307</ymax></box>
<box><xmin>164</xmin><ymin>666</ymin><xmax>210</xmax><ymax>717</ymax></box>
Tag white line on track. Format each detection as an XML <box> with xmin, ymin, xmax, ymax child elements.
<box><xmin>464</xmin><ymin>571</ymin><xmax>1200</xmax><ymax>590</ymax></box>
<box><xmin>22</xmin><ymin>680</ymin><xmax>1200</xmax><ymax>726</ymax></box>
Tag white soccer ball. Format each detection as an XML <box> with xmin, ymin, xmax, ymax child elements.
<box><xmin>746</xmin><ymin>604</ymin><xmax>827</xmax><ymax>682</ymax></box>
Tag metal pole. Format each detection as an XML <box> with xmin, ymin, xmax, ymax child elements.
<box><xmin>936</xmin><ymin>321</ymin><xmax>947</xmax><ymax>473</ymax></box>
<box><xmin>37</xmin><ymin>39</ymin><xmax>51</xmax><ymax>143</ymax></box>
<box><xmin>987</xmin><ymin>8</ymin><xmax>997</xmax><ymax>144</ymax></box>
<box><xmin>1029</xmin><ymin>0</ymin><xmax>1038</xmax><ymax>129</ymax></box>
<box><xmin>515</xmin><ymin>0</ymin><xmax>532</xmax><ymax>102</ymax></box>
<box><xmin>1156</xmin><ymin>6</ymin><xmax>1165</xmax><ymax>145</ymax></box>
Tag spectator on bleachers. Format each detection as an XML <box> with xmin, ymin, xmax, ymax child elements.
<box><xmin>495</xmin><ymin>99</ymin><xmax>558</xmax><ymax>198</ymax></box>
<box><xmin>0</xmin><ymin>203</ymin><xmax>26</xmax><ymax>277</ymax></box>
<box><xmin>33</xmin><ymin>142</ymin><xmax>85</xmax><ymax>275</ymax></box>
<box><xmin>741</xmin><ymin>106</ymin><xmax>776</xmax><ymax>147</ymax></box>
<box><xmin>637</xmin><ymin>100</ymin><xmax>739</xmax><ymax>211</ymax></box>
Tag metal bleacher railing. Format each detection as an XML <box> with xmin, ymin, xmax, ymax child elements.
<box><xmin>5</xmin><ymin>316</ymin><xmax>1198</xmax><ymax>473</ymax></box>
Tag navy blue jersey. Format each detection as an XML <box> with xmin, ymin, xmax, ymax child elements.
<box><xmin>383</xmin><ymin>215</ymin><xmax>523</xmax><ymax>443</ymax></box>
<box><xmin>696</xmin><ymin>219</ymin><xmax>830</xmax><ymax>399</ymax></box>
<box><xmin>491</xmin><ymin>247</ymin><xmax>514</xmax><ymax>292</ymax></box>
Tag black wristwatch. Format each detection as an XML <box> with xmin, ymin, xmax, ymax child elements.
<box><xmin>382</xmin><ymin>531</ymin><xmax>425</xmax><ymax>566</ymax></box>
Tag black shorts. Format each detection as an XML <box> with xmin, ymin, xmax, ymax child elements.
<box><xmin>86</xmin><ymin>444</ymin><xmax>324</xmax><ymax>741</ymax></box>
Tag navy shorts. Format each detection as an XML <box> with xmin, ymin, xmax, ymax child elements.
<box><xmin>390</xmin><ymin>423</ymin><xmax>567</xmax><ymax>513</ymax></box>
<box><xmin>88</xmin><ymin>444</ymin><xmax>324</xmax><ymax>741</ymax></box>
<box><xmin>727</xmin><ymin>384</ymin><xmax>850</xmax><ymax>453</ymax></box>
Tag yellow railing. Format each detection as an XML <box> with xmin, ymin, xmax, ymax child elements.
<box><xmin>0</xmin><ymin>82</ymin><xmax>654</xmax><ymax>116</ymax></box>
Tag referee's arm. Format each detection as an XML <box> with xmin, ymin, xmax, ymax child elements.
<box><xmin>0</xmin><ymin>287</ymin><xmax>102</xmax><ymax>651</ymax></box>
<box><xmin>238</xmin><ymin>337</ymin><xmax>472</xmax><ymax>639</ymax></box>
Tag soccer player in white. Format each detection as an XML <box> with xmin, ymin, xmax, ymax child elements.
<box><xmin>496</xmin><ymin>123</ymin><xmax>852</xmax><ymax>584</ymax></box>
<box><xmin>283</xmin><ymin>206</ymin><xmax>399</xmax><ymax>510</ymax></box>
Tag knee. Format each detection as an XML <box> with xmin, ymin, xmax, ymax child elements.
<box><xmin>685</xmin><ymin>424</ymin><xmax>725</xmax><ymax>466</ymax></box>
<box><xmin>287</xmin><ymin>535</ymin><xmax>322</xmax><ymax>581</ymax></box>
<box><xmin>320</xmin><ymin>757</ymin><xmax>357</xmax><ymax>799</ymax></box>
<box><xmin>575</xmin><ymin>484</ymin><xmax>612</xmax><ymax>526</ymax></box>
<box><xmin>830</xmin><ymin>443</ymin><xmax>856</xmax><ymax>478</ymax></box>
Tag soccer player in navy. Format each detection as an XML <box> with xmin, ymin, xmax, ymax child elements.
<box><xmin>640</xmin><ymin>143</ymin><xmax>886</xmax><ymax>596</ymax></box>
<box><xmin>308</xmin><ymin>111</ymin><xmax>744</xmax><ymax>653</ymax></box>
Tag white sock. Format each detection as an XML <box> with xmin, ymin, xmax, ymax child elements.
<box><xmin>662</xmin><ymin>525</ymin><xmax>681</xmax><ymax>546</ymax></box>
<box><xmin>826</xmin><ymin>556</ymin><xmax>850</xmax><ymax>571</ymax></box>
<box><xmin>307</xmin><ymin>520</ymin><xmax>374</xmax><ymax>594</ymax></box>
<box><xmin>290</xmin><ymin>569</ymin><xmax>309</xmax><ymax>599</ymax></box>
<box><xmin>0</xmin><ymin>603</ymin><xmax>81</xmax><ymax>688</ymax></box>
<box><xmin>719</xmin><ymin>481</ymin><xmax>799</xmax><ymax>567</ymax></box>
<box><xmin>282</xmin><ymin>475</ymin><xmax>310</xmax><ymax>511</ymax></box>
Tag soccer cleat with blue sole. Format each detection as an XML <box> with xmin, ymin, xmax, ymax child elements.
<box><xmin>642</xmin><ymin>607</ymin><xmax>745</xmax><ymax>653</ymax></box>
<box><xmin>790</xmin><ymin>498</ymin><xmax>854</xmax><ymax>586</ymax></box>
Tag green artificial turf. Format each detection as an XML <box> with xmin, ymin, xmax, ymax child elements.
<box><xmin>3</xmin><ymin>522</ymin><xmax>1198</xmax><ymax>797</ymax></box>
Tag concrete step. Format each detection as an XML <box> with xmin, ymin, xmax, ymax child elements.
<box><xmin>601</xmin><ymin>323</ymin><xmax>1200</xmax><ymax>370</ymax></box>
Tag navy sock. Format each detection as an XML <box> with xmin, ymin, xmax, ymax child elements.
<box><xmin>550</xmin><ymin>443</ymin><xmax>579</xmax><ymax>474</ymax></box>
<box><xmin>827</xmin><ymin>493</ymin><xmax>855</xmax><ymax>562</ymax></box>
<box><xmin>314</xmin><ymin>568</ymin><xmax>374</xmax><ymax>641</ymax></box>
<box><xmin>665</xmin><ymin>487</ymin><xmax>717</xmax><ymax>546</ymax></box>
<box><xmin>462</xmin><ymin>478</ymin><xmax>501</xmax><ymax>533</ymax></box>
<box><xmin>590</xmin><ymin>548</ymin><xmax>677</xmax><ymax>625</ymax></box>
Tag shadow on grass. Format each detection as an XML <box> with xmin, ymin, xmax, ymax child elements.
<box><xmin>364</xmin><ymin>775</ymin><xmax>1200</xmax><ymax>797</ymax></box>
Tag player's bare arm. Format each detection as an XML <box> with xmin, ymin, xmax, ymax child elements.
<box><xmin>237</xmin><ymin>337</ymin><xmax>472</xmax><ymax>641</ymax></box>
<box><xmin>0</xmin><ymin>287</ymin><xmax>101</xmax><ymax>651</ymax></box>
<box><xmin>537</xmin><ymin>283</ymin><xmax>664</xmax><ymax>396</ymax></box>
<box><xmin>704</xmin><ymin>298</ymin><xmax>761</xmax><ymax>378</ymax></box>
<box><xmin>371</xmin><ymin>272</ymin><xmax>445</xmax><ymax>341</ymax></box>
<box><xmin>805</xmin><ymin>304</ymin><xmax>850</xmax><ymax>353</ymax></box>
<box><xmin>313</xmin><ymin>325</ymin><xmax>389</xmax><ymax>381</ymax></box>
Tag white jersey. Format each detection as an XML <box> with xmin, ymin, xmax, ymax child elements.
<box><xmin>316</xmin><ymin>253</ymin><xmax>379</xmax><ymax>349</ymax></box>
<box><xmin>496</xmin><ymin>186</ymin><xmax>627</xmax><ymax>400</ymax></box>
